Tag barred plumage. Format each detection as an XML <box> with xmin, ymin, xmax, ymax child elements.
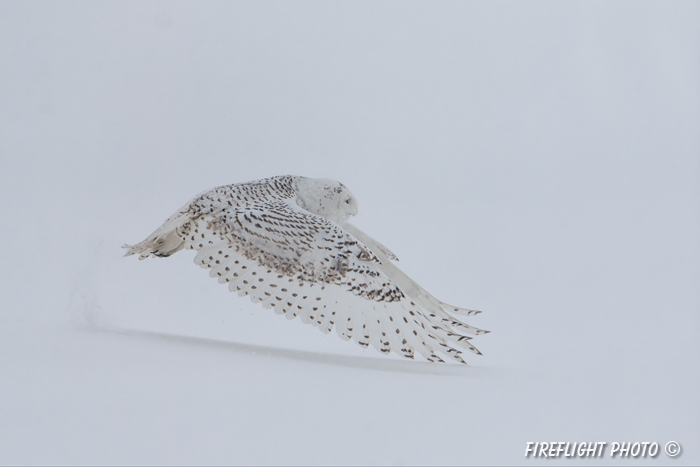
<box><xmin>124</xmin><ymin>175</ymin><xmax>488</xmax><ymax>363</ymax></box>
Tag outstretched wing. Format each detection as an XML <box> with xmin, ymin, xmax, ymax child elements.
<box><xmin>183</xmin><ymin>199</ymin><xmax>486</xmax><ymax>363</ymax></box>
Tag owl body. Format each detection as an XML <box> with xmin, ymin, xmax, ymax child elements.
<box><xmin>124</xmin><ymin>176</ymin><xmax>488</xmax><ymax>363</ymax></box>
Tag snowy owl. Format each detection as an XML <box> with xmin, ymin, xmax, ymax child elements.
<box><xmin>124</xmin><ymin>176</ymin><xmax>488</xmax><ymax>363</ymax></box>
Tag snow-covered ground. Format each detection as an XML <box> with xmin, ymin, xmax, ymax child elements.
<box><xmin>1</xmin><ymin>2</ymin><xmax>698</xmax><ymax>465</ymax></box>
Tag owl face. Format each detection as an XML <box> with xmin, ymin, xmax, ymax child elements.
<box><xmin>294</xmin><ymin>177</ymin><xmax>358</xmax><ymax>224</ymax></box>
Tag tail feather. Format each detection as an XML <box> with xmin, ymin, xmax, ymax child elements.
<box><xmin>123</xmin><ymin>213</ymin><xmax>190</xmax><ymax>260</ymax></box>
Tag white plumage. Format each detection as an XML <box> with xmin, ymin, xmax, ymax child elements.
<box><xmin>123</xmin><ymin>175</ymin><xmax>488</xmax><ymax>363</ymax></box>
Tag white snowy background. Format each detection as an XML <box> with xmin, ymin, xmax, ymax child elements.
<box><xmin>0</xmin><ymin>1</ymin><xmax>698</xmax><ymax>465</ymax></box>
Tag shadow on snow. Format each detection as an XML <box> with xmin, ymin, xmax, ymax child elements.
<box><xmin>92</xmin><ymin>326</ymin><xmax>488</xmax><ymax>376</ymax></box>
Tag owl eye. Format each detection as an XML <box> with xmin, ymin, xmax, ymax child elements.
<box><xmin>345</xmin><ymin>198</ymin><xmax>351</xmax><ymax>204</ymax></box>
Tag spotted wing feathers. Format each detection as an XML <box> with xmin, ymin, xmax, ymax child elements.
<box><xmin>125</xmin><ymin>191</ymin><xmax>487</xmax><ymax>364</ymax></box>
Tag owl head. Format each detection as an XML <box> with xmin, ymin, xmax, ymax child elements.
<box><xmin>293</xmin><ymin>176</ymin><xmax>358</xmax><ymax>224</ymax></box>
